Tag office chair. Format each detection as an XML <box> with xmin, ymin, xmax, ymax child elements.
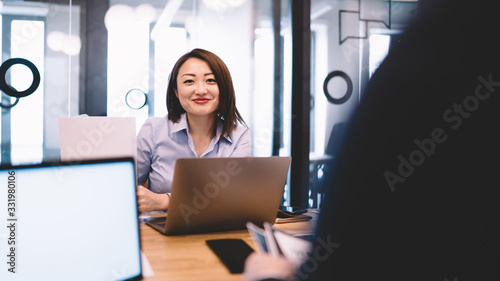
<box><xmin>309</xmin><ymin>122</ymin><xmax>347</xmax><ymax>208</ymax></box>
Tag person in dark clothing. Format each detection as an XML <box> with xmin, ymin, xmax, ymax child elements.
<box><xmin>243</xmin><ymin>0</ymin><xmax>500</xmax><ymax>280</ymax></box>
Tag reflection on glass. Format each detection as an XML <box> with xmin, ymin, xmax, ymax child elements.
<box><xmin>0</xmin><ymin>1</ymin><xmax>80</xmax><ymax>165</ymax></box>
<box><xmin>11</xmin><ymin>20</ymin><xmax>44</xmax><ymax>165</ymax></box>
<box><xmin>369</xmin><ymin>33</ymin><xmax>390</xmax><ymax>78</ymax></box>
<box><xmin>0</xmin><ymin>15</ymin><xmax>2</xmax><ymax>143</ymax></box>
<box><xmin>153</xmin><ymin>27</ymin><xmax>187</xmax><ymax>118</ymax></box>
<box><xmin>106</xmin><ymin>3</ymin><xmax>151</xmax><ymax>132</ymax></box>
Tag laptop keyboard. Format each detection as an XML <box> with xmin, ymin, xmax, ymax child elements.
<box><xmin>144</xmin><ymin>217</ymin><xmax>166</xmax><ymax>228</ymax></box>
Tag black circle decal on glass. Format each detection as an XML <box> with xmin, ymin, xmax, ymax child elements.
<box><xmin>323</xmin><ymin>71</ymin><xmax>353</xmax><ymax>105</ymax></box>
<box><xmin>0</xmin><ymin>97</ymin><xmax>20</xmax><ymax>109</ymax></box>
<box><xmin>0</xmin><ymin>58</ymin><xmax>41</xmax><ymax>98</ymax></box>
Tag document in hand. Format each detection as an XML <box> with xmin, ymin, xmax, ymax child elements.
<box><xmin>246</xmin><ymin>222</ymin><xmax>313</xmax><ymax>267</ymax></box>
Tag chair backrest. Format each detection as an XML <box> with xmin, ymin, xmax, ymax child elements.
<box><xmin>325</xmin><ymin>122</ymin><xmax>347</xmax><ymax>157</ymax></box>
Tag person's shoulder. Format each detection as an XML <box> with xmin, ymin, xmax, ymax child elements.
<box><xmin>146</xmin><ymin>115</ymin><xmax>168</xmax><ymax>124</ymax></box>
<box><xmin>141</xmin><ymin>115</ymin><xmax>170</xmax><ymax>128</ymax></box>
<box><xmin>231</xmin><ymin>123</ymin><xmax>250</xmax><ymax>137</ymax></box>
<box><xmin>138</xmin><ymin>115</ymin><xmax>170</xmax><ymax>136</ymax></box>
<box><xmin>221</xmin><ymin>122</ymin><xmax>250</xmax><ymax>144</ymax></box>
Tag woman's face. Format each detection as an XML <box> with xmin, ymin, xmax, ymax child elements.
<box><xmin>175</xmin><ymin>57</ymin><xmax>220</xmax><ymax>119</ymax></box>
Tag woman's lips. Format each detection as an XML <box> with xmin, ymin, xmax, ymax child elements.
<box><xmin>193</xmin><ymin>98</ymin><xmax>210</xmax><ymax>104</ymax></box>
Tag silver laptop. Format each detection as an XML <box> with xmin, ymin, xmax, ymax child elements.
<box><xmin>0</xmin><ymin>158</ymin><xmax>142</xmax><ymax>281</ymax></box>
<box><xmin>145</xmin><ymin>156</ymin><xmax>291</xmax><ymax>235</ymax></box>
<box><xmin>58</xmin><ymin>116</ymin><xmax>137</xmax><ymax>162</ymax></box>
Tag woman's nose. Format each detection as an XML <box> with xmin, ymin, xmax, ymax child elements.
<box><xmin>194</xmin><ymin>82</ymin><xmax>207</xmax><ymax>94</ymax></box>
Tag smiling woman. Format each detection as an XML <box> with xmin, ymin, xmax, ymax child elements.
<box><xmin>135</xmin><ymin>48</ymin><xmax>251</xmax><ymax>213</ymax></box>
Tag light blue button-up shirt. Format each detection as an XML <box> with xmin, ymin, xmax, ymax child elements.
<box><xmin>136</xmin><ymin>113</ymin><xmax>251</xmax><ymax>194</ymax></box>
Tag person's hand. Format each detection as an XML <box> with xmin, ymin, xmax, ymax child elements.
<box><xmin>136</xmin><ymin>185</ymin><xmax>169</xmax><ymax>212</ymax></box>
<box><xmin>243</xmin><ymin>252</ymin><xmax>296</xmax><ymax>281</ymax></box>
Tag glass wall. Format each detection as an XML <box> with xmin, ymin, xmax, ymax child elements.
<box><xmin>0</xmin><ymin>0</ymin><xmax>417</xmax><ymax>206</ymax></box>
<box><xmin>0</xmin><ymin>1</ymin><xmax>79</xmax><ymax>165</ymax></box>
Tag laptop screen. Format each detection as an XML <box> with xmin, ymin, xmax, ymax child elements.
<box><xmin>0</xmin><ymin>158</ymin><xmax>142</xmax><ymax>281</ymax></box>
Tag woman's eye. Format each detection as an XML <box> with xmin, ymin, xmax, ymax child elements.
<box><xmin>183</xmin><ymin>79</ymin><xmax>194</xmax><ymax>84</ymax></box>
<box><xmin>207</xmin><ymin>78</ymin><xmax>217</xmax><ymax>83</ymax></box>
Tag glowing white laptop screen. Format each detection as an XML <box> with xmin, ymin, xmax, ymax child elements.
<box><xmin>0</xmin><ymin>158</ymin><xmax>142</xmax><ymax>281</ymax></box>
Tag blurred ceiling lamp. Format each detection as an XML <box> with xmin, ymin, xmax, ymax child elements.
<box><xmin>47</xmin><ymin>31</ymin><xmax>82</xmax><ymax>56</ymax></box>
<box><xmin>105</xmin><ymin>3</ymin><xmax>156</xmax><ymax>32</ymax></box>
<box><xmin>202</xmin><ymin>0</ymin><xmax>247</xmax><ymax>12</ymax></box>
<box><xmin>104</xmin><ymin>4</ymin><xmax>135</xmax><ymax>31</ymax></box>
<box><xmin>134</xmin><ymin>3</ymin><xmax>157</xmax><ymax>23</ymax></box>
<box><xmin>63</xmin><ymin>35</ymin><xmax>82</xmax><ymax>56</ymax></box>
<box><xmin>47</xmin><ymin>31</ymin><xmax>66</xmax><ymax>52</ymax></box>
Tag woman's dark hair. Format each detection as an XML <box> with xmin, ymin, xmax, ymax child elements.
<box><xmin>166</xmin><ymin>48</ymin><xmax>246</xmax><ymax>139</ymax></box>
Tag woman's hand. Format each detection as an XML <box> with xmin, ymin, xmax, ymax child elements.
<box><xmin>136</xmin><ymin>185</ymin><xmax>170</xmax><ymax>212</ymax></box>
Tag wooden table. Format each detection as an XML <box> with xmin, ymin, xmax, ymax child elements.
<box><xmin>139</xmin><ymin>212</ymin><xmax>318</xmax><ymax>281</ymax></box>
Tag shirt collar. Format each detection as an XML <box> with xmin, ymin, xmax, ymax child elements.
<box><xmin>171</xmin><ymin>113</ymin><xmax>233</xmax><ymax>144</ymax></box>
<box><xmin>216</xmin><ymin>122</ymin><xmax>233</xmax><ymax>144</ymax></box>
<box><xmin>170</xmin><ymin>113</ymin><xmax>189</xmax><ymax>133</ymax></box>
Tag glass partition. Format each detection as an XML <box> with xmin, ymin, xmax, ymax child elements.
<box><xmin>307</xmin><ymin>0</ymin><xmax>418</xmax><ymax>207</ymax></box>
<box><xmin>0</xmin><ymin>1</ymin><xmax>80</xmax><ymax>165</ymax></box>
<box><xmin>0</xmin><ymin>0</ymin><xmax>417</xmax><ymax>207</ymax></box>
